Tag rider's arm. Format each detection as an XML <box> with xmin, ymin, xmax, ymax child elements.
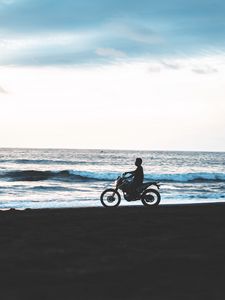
<box><xmin>124</xmin><ymin>171</ymin><xmax>135</xmax><ymax>176</ymax></box>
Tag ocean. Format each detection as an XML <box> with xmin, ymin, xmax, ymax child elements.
<box><xmin>0</xmin><ymin>148</ymin><xmax>224</xmax><ymax>209</ymax></box>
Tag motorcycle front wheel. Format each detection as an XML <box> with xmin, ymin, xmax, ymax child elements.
<box><xmin>141</xmin><ymin>189</ymin><xmax>161</xmax><ymax>207</ymax></box>
<box><xmin>100</xmin><ymin>189</ymin><xmax>121</xmax><ymax>208</ymax></box>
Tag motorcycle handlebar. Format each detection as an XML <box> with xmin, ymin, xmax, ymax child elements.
<box><xmin>122</xmin><ymin>172</ymin><xmax>133</xmax><ymax>178</ymax></box>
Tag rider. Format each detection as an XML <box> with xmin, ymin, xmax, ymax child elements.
<box><xmin>124</xmin><ymin>158</ymin><xmax>144</xmax><ymax>194</ymax></box>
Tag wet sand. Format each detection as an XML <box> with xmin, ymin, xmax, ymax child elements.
<box><xmin>0</xmin><ymin>204</ymin><xmax>225</xmax><ymax>299</ymax></box>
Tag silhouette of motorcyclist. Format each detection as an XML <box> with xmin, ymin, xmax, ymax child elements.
<box><xmin>124</xmin><ymin>158</ymin><xmax>144</xmax><ymax>196</ymax></box>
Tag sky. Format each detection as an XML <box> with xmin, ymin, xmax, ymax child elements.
<box><xmin>0</xmin><ymin>0</ymin><xmax>225</xmax><ymax>151</ymax></box>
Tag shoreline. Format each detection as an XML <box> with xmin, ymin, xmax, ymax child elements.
<box><xmin>1</xmin><ymin>204</ymin><xmax>225</xmax><ymax>299</ymax></box>
<box><xmin>1</xmin><ymin>199</ymin><xmax>225</xmax><ymax>211</ymax></box>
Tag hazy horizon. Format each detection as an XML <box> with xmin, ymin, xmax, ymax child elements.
<box><xmin>1</xmin><ymin>146</ymin><xmax>224</xmax><ymax>154</ymax></box>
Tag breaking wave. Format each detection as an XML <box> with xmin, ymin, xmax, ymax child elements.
<box><xmin>145</xmin><ymin>172</ymin><xmax>225</xmax><ymax>183</ymax></box>
<box><xmin>0</xmin><ymin>170</ymin><xmax>225</xmax><ymax>183</ymax></box>
<box><xmin>0</xmin><ymin>170</ymin><xmax>96</xmax><ymax>182</ymax></box>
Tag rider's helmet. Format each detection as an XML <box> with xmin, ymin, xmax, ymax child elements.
<box><xmin>135</xmin><ymin>157</ymin><xmax>142</xmax><ymax>166</ymax></box>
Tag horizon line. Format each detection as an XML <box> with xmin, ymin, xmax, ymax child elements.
<box><xmin>0</xmin><ymin>146</ymin><xmax>224</xmax><ymax>154</ymax></box>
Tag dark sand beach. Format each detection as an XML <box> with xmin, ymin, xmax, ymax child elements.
<box><xmin>0</xmin><ymin>204</ymin><xmax>225</xmax><ymax>299</ymax></box>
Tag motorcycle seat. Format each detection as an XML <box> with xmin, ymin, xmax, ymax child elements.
<box><xmin>137</xmin><ymin>182</ymin><xmax>158</xmax><ymax>192</ymax></box>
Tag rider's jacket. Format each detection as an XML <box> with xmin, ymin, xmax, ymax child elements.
<box><xmin>133</xmin><ymin>166</ymin><xmax>144</xmax><ymax>186</ymax></box>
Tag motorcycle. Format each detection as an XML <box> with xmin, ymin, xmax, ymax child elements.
<box><xmin>100</xmin><ymin>173</ymin><xmax>161</xmax><ymax>208</ymax></box>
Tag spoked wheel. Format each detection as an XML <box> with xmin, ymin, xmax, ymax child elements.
<box><xmin>141</xmin><ymin>189</ymin><xmax>161</xmax><ymax>207</ymax></box>
<box><xmin>100</xmin><ymin>188</ymin><xmax>121</xmax><ymax>208</ymax></box>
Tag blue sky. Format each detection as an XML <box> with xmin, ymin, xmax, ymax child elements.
<box><xmin>0</xmin><ymin>0</ymin><xmax>225</xmax><ymax>65</ymax></box>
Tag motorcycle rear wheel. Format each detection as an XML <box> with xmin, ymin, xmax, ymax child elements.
<box><xmin>100</xmin><ymin>188</ymin><xmax>121</xmax><ymax>208</ymax></box>
<box><xmin>141</xmin><ymin>189</ymin><xmax>161</xmax><ymax>207</ymax></box>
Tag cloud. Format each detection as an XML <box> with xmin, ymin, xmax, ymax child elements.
<box><xmin>107</xmin><ymin>21</ymin><xmax>164</xmax><ymax>45</ymax></box>
<box><xmin>160</xmin><ymin>61</ymin><xmax>181</xmax><ymax>70</ymax></box>
<box><xmin>0</xmin><ymin>32</ymin><xmax>97</xmax><ymax>53</ymax></box>
<box><xmin>96</xmin><ymin>48</ymin><xmax>127</xmax><ymax>58</ymax></box>
<box><xmin>0</xmin><ymin>31</ymin><xmax>102</xmax><ymax>65</ymax></box>
<box><xmin>192</xmin><ymin>66</ymin><xmax>218</xmax><ymax>74</ymax></box>
<box><xmin>0</xmin><ymin>22</ymin><xmax>164</xmax><ymax>66</ymax></box>
<box><xmin>148</xmin><ymin>66</ymin><xmax>161</xmax><ymax>73</ymax></box>
<box><xmin>127</xmin><ymin>29</ymin><xmax>163</xmax><ymax>44</ymax></box>
<box><xmin>0</xmin><ymin>85</ymin><xmax>7</xmax><ymax>93</ymax></box>
<box><xmin>146</xmin><ymin>55</ymin><xmax>224</xmax><ymax>75</ymax></box>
